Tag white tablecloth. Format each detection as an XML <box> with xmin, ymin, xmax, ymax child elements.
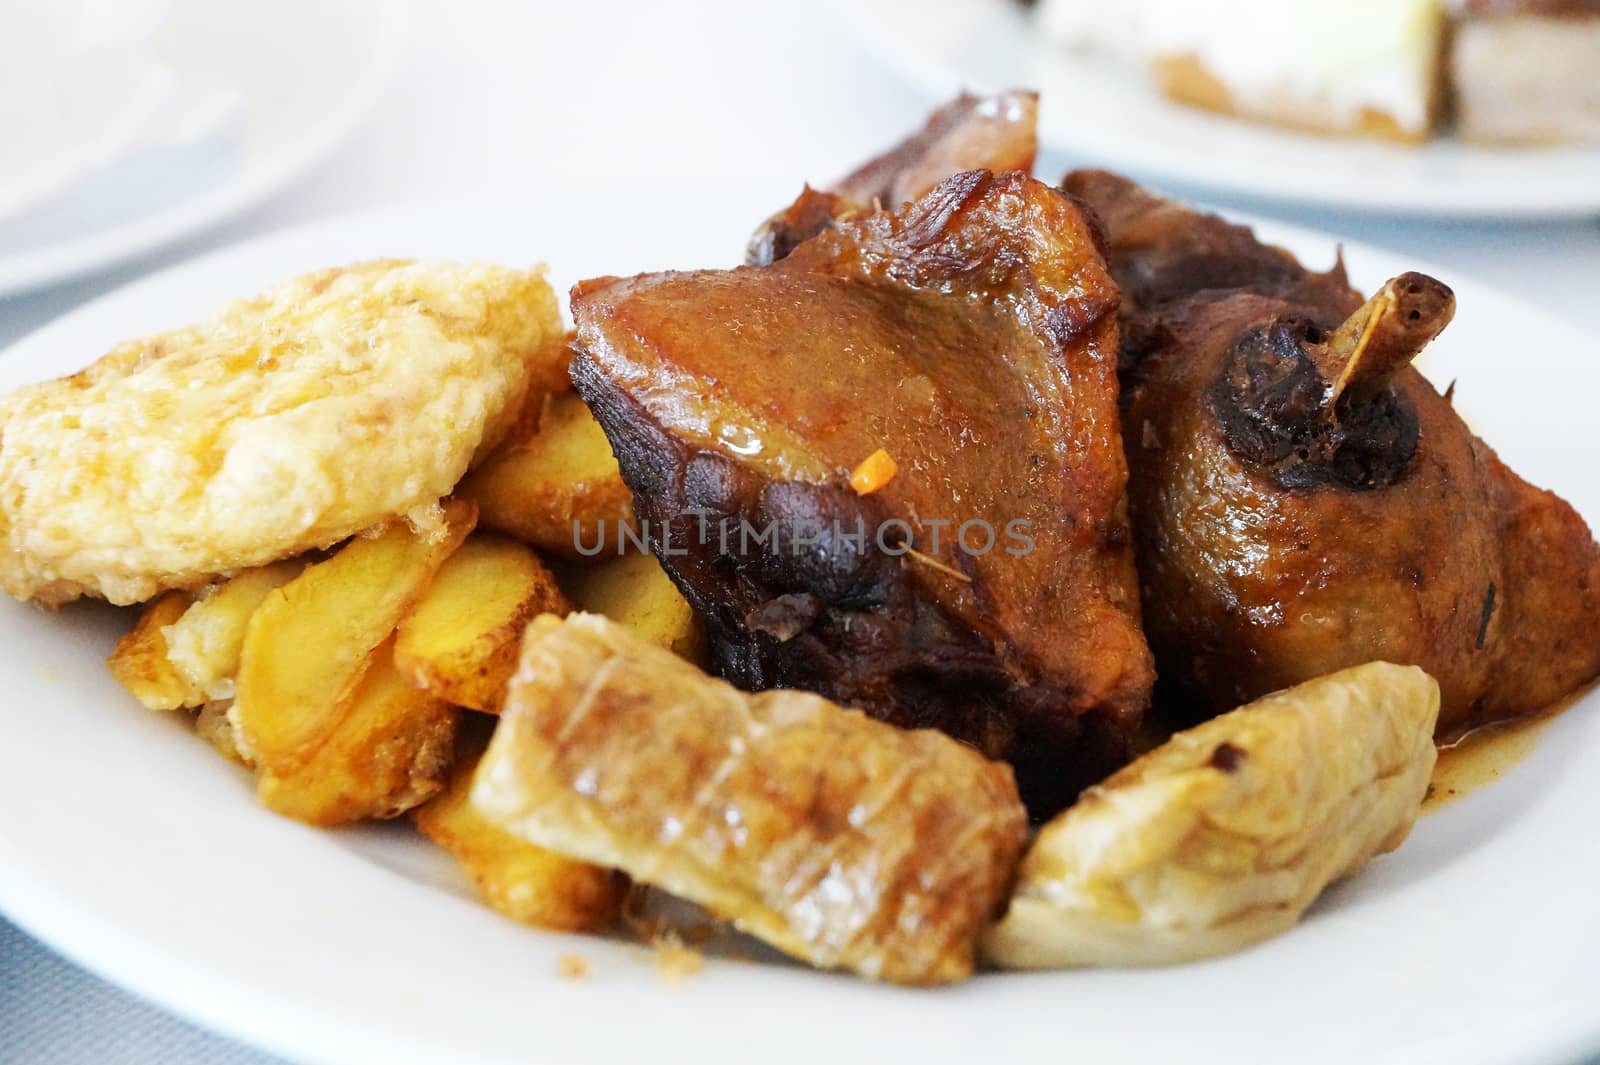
<box><xmin>2</xmin><ymin>2</ymin><xmax>1597</xmax><ymax>1062</ymax></box>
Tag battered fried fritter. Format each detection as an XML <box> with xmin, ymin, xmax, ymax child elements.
<box><xmin>0</xmin><ymin>260</ymin><xmax>564</xmax><ymax>606</ymax></box>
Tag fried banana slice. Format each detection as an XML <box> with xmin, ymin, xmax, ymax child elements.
<box><xmin>0</xmin><ymin>260</ymin><xmax>562</xmax><ymax>606</ymax></box>
<box><xmin>232</xmin><ymin>501</ymin><xmax>475</xmax><ymax>774</ymax></box>
<box><xmin>412</xmin><ymin>752</ymin><xmax>626</xmax><ymax>931</ymax></box>
<box><xmin>106</xmin><ymin>591</ymin><xmax>200</xmax><ymax>710</ymax></box>
<box><xmin>559</xmin><ymin>550</ymin><xmax>706</xmax><ymax>665</ymax></box>
<box><xmin>473</xmin><ymin>613</ymin><xmax>1028</xmax><ymax>986</ymax></box>
<box><xmin>164</xmin><ymin>560</ymin><xmax>306</xmax><ymax>703</ymax></box>
<box><xmin>457</xmin><ymin>390</ymin><xmax>637</xmax><ymax>558</ymax></box>
<box><xmin>394</xmin><ymin>535</ymin><xmax>570</xmax><ymax>713</ymax></box>
<box><xmin>983</xmin><ymin>663</ymin><xmax>1440</xmax><ymax>969</ymax></box>
<box><xmin>257</xmin><ymin>641</ymin><xmax>459</xmax><ymax>826</ymax></box>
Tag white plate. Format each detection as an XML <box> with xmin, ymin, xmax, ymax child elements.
<box><xmin>842</xmin><ymin>0</ymin><xmax>1600</xmax><ymax>219</ymax></box>
<box><xmin>1</xmin><ymin>184</ymin><xmax>1598</xmax><ymax>1065</ymax></box>
<box><xmin>0</xmin><ymin>0</ymin><xmax>404</xmax><ymax>298</ymax></box>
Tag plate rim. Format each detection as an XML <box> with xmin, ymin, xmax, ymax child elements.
<box><xmin>0</xmin><ymin>0</ymin><xmax>408</xmax><ymax>298</ymax></box>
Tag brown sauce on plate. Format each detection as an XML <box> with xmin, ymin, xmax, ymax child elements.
<box><xmin>1424</xmin><ymin>684</ymin><xmax>1593</xmax><ymax>812</ymax></box>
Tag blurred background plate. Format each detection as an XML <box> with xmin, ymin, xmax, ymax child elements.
<box><xmin>841</xmin><ymin>0</ymin><xmax>1600</xmax><ymax>219</ymax></box>
<box><xmin>0</xmin><ymin>184</ymin><xmax>1598</xmax><ymax>1065</ymax></box>
<box><xmin>0</xmin><ymin>0</ymin><xmax>405</xmax><ymax>298</ymax></box>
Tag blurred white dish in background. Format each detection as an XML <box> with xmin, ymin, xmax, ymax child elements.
<box><xmin>1038</xmin><ymin>0</ymin><xmax>1445</xmax><ymax>142</ymax></box>
<box><xmin>839</xmin><ymin>0</ymin><xmax>1600</xmax><ymax>218</ymax></box>
<box><xmin>0</xmin><ymin>0</ymin><xmax>403</xmax><ymax>297</ymax></box>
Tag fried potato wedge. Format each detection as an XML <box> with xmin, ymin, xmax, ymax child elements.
<box><xmin>458</xmin><ymin>390</ymin><xmax>636</xmax><ymax>558</ymax></box>
<box><xmin>257</xmin><ymin>642</ymin><xmax>459</xmax><ymax>825</ymax></box>
<box><xmin>232</xmin><ymin>500</ymin><xmax>475</xmax><ymax>771</ymax></box>
<box><xmin>106</xmin><ymin>591</ymin><xmax>199</xmax><ymax>710</ymax></box>
<box><xmin>195</xmin><ymin>700</ymin><xmax>248</xmax><ymax>765</ymax></box>
<box><xmin>982</xmin><ymin>662</ymin><xmax>1440</xmax><ymax>969</ymax></box>
<box><xmin>413</xmin><ymin>751</ymin><xmax>625</xmax><ymax>931</ymax></box>
<box><xmin>394</xmin><ymin>535</ymin><xmax>569</xmax><ymax>713</ymax></box>
<box><xmin>560</xmin><ymin>550</ymin><xmax>706</xmax><ymax>665</ymax></box>
<box><xmin>164</xmin><ymin>560</ymin><xmax>306</xmax><ymax>703</ymax></box>
<box><xmin>474</xmin><ymin>613</ymin><xmax>1028</xmax><ymax>986</ymax></box>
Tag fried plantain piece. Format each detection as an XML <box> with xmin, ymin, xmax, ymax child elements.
<box><xmin>984</xmin><ymin>663</ymin><xmax>1439</xmax><ymax>968</ymax></box>
<box><xmin>472</xmin><ymin>613</ymin><xmax>1028</xmax><ymax>986</ymax></box>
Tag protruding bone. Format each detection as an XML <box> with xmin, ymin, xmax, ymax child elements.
<box><xmin>1323</xmin><ymin>272</ymin><xmax>1455</xmax><ymax>405</ymax></box>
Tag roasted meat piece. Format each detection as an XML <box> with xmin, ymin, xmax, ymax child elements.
<box><xmin>571</xmin><ymin>169</ymin><xmax>1154</xmax><ymax>816</ymax></box>
<box><xmin>1067</xmin><ymin>170</ymin><xmax>1600</xmax><ymax>733</ymax></box>
<box><xmin>747</xmin><ymin>90</ymin><xmax>1038</xmax><ymax>265</ymax></box>
<box><xmin>1063</xmin><ymin>169</ymin><xmax>1362</xmax><ymax>324</ymax></box>
<box><xmin>473</xmin><ymin>613</ymin><xmax>1029</xmax><ymax>985</ymax></box>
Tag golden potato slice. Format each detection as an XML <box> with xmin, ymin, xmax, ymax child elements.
<box><xmin>561</xmin><ymin>551</ymin><xmax>706</xmax><ymax>665</ymax></box>
<box><xmin>195</xmin><ymin>701</ymin><xmax>248</xmax><ymax>765</ymax></box>
<box><xmin>394</xmin><ymin>535</ymin><xmax>570</xmax><ymax>713</ymax></box>
<box><xmin>232</xmin><ymin>500</ymin><xmax>475</xmax><ymax>771</ymax></box>
<box><xmin>164</xmin><ymin>560</ymin><xmax>306</xmax><ymax>703</ymax></box>
<box><xmin>982</xmin><ymin>662</ymin><xmax>1440</xmax><ymax>969</ymax></box>
<box><xmin>257</xmin><ymin>641</ymin><xmax>459</xmax><ymax>826</ymax></box>
<box><xmin>413</xmin><ymin>751</ymin><xmax>625</xmax><ymax>931</ymax></box>
<box><xmin>106</xmin><ymin>591</ymin><xmax>200</xmax><ymax>710</ymax></box>
<box><xmin>458</xmin><ymin>390</ymin><xmax>637</xmax><ymax>558</ymax></box>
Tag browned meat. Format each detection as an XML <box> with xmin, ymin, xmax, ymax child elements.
<box><xmin>1063</xmin><ymin>169</ymin><xmax>1361</xmax><ymax>326</ymax></box>
<box><xmin>748</xmin><ymin>91</ymin><xmax>1039</xmax><ymax>265</ymax></box>
<box><xmin>572</xmin><ymin>169</ymin><xmax>1154</xmax><ymax>816</ymax></box>
<box><xmin>1073</xmin><ymin>171</ymin><xmax>1600</xmax><ymax>733</ymax></box>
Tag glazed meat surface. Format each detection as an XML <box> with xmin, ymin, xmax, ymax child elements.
<box><xmin>1063</xmin><ymin>169</ymin><xmax>1361</xmax><ymax>325</ymax></box>
<box><xmin>748</xmin><ymin>91</ymin><xmax>1038</xmax><ymax>265</ymax></box>
<box><xmin>1070</xmin><ymin>171</ymin><xmax>1600</xmax><ymax>732</ymax></box>
<box><xmin>473</xmin><ymin>613</ymin><xmax>1029</xmax><ymax>985</ymax></box>
<box><xmin>572</xmin><ymin>170</ymin><xmax>1153</xmax><ymax>816</ymax></box>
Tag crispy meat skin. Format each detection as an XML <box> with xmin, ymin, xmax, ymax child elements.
<box><xmin>572</xmin><ymin>170</ymin><xmax>1153</xmax><ymax>816</ymax></box>
<box><xmin>474</xmin><ymin>613</ymin><xmax>1028</xmax><ymax>985</ymax></box>
<box><xmin>748</xmin><ymin>91</ymin><xmax>1039</xmax><ymax>265</ymax></box>
<box><xmin>1063</xmin><ymin>169</ymin><xmax>1360</xmax><ymax>326</ymax></box>
<box><xmin>1070</xmin><ymin>171</ymin><xmax>1600</xmax><ymax>731</ymax></box>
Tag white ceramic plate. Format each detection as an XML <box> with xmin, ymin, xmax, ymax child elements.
<box><xmin>0</xmin><ymin>0</ymin><xmax>404</xmax><ymax>298</ymax></box>
<box><xmin>842</xmin><ymin>0</ymin><xmax>1600</xmax><ymax>219</ymax></box>
<box><xmin>1</xmin><ymin>184</ymin><xmax>1598</xmax><ymax>1065</ymax></box>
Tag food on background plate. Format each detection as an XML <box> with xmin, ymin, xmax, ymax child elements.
<box><xmin>984</xmin><ymin>663</ymin><xmax>1439</xmax><ymax>968</ymax></box>
<box><xmin>748</xmin><ymin>89</ymin><xmax>1039</xmax><ymax>264</ymax></box>
<box><xmin>1452</xmin><ymin>0</ymin><xmax>1600</xmax><ymax>143</ymax></box>
<box><xmin>1037</xmin><ymin>0</ymin><xmax>1447</xmax><ymax>142</ymax></box>
<box><xmin>572</xmin><ymin>168</ymin><xmax>1153</xmax><ymax>818</ymax></box>
<box><xmin>1065</xmin><ymin>168</ymin><xmax>1600</xmax><ymax>733</ymax></box>
<box><xmin>394</xmin><ymin>535</ymin><xmax>570</xmax><ymax>713</ymax></box>
<box><xmin>471</xmin><ymin>612</ymin><xmax>1029</xmax><ymax>986</ymax></box>
<box><xmin>0</xmin><ymin>260</ymin><xmax>563</xmax><ymax>607</ymax></box>
<box><xmin>413</xmin><ymin>749</ymin><xmax>627</xmax><ymax>932</ymax></box>
<box><xmin>1035</xmin><ymin>0</ymin><xmax>1600</xmax><ymax>144</ymax></box>
<box><xmin>458</xmin><ymin>388</ymin><xmax>638</xmax><ymax>558</ymax></box>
